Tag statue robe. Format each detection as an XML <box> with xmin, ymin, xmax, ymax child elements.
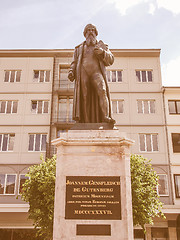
<box><xmin>69</xmin><ymin>40</ymin><xmax>114</xmax><ymax>123</ymax></box>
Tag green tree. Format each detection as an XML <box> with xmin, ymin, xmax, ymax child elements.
<box><xmin>130</xmin><ymin>154</ymin><xmax>164</xmax><ymax>229</ymax></box>
<box><xmin>21</xmin><ymin>155</ymin><xmax>56</xmax><ymax>240</ymax></box>
<box><xmin>21</xmin><ymin>154</ymin><xmax>164</xmax><ymax>238</ymax></box>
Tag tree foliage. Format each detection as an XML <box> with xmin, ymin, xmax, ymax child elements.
<box><xmin>21</xmin><ymin>155</ymin><xmax>56</xmax><ymax>240</ymax></box>
<box><xmin>21</xmin><ymin>154</ymin><xmax>164</xmax><ymax>238</ymax></box>
<box><xmin>130</xmin><ymin>154</ymin><xmax>164</xmax><ymax>229</ymax></box>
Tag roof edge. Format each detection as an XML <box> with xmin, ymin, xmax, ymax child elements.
<box><xmin>0</xmin><ymin>48</ymin><xmax>161</xmax><ymax>58</ymax></box>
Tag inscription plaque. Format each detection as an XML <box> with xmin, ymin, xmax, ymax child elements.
<box><xmin>65</xmin><ymin>176</ymin><xmax>121</xmax><ymax>220</ymax></box>
<box><xmin>76</xmin><ymin>224</ymin><xmax>111</xmax><ymax>236</ymax></box>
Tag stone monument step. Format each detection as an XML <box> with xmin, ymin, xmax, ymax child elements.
<box><xmin>70</xmin><ymin>122</ymin><xmax>115</xmax><ymax>130</ymax></box>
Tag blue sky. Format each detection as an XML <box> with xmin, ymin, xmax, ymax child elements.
<box><xmin>0</xmin><ymin>0</ymin><xmax>180</xmax><ymax>86</ymax></box>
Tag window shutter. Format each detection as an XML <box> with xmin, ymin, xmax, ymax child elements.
<box><xmin>4</xmin><ymin>71</ymin><xmax>10</xmax><ymax>82</ymax></box>
<box><xmin>10</xmin><ymin>71</ymin><xmax>15</xmax><ymax>82</ymax></box>
<box><xmin>136</xmin><ymin>71</ymin><xmax>140</xmax><ymax>82</ymax></box>
<box><xmin>148</xmin><ymin>71</ymin><xmax>152</xmax><ymax>82</ymax></box>
<box><xmin>45</xmin><ymin>70</ymin><xmax>50</xmax><ymax>82</ymax></box>
<box><xmin>117</xmin><ymin>71</ymin><xmax>122</xmax><ymax>82</ymax></box>
<box><xmin>16</xmin><ymin>71</ymin><xmax>21</xmax><ymax>82</ymax></box>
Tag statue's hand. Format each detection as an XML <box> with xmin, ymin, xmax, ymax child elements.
<box><xmin>68</xmin><ymin>71</ymin><xmax>75</xmax><ymax>82</ymax></box>
<box><xmin>94</xmin><ymin>46</ymin><xmax>104</xmax><ymax>56</ymax></box>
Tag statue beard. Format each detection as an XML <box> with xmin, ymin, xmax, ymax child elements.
<box><xmin>85</xmin><ymin>34</ymin><xmax>97</xmax><ymax>46</ymax></box>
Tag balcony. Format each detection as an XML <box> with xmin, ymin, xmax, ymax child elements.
<box><xmin>53</xmin><ymin>79</ymin><xmax>74</xmax><ymax>95</ymax></box>
<box><xmin>52</xmin><ymin>116</ymin><xmax>75</xmax><ymax>128</ymax></box>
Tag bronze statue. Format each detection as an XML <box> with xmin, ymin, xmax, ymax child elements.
<box><xmin>68</xmin><ymin>24</ymin><xmax>115</xmax><ymax>124</ymax></box>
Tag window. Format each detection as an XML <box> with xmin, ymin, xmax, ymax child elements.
<box><xmin>31</xmin><ymin>100</ymin><xmax>49</xmax><ymax>114</ymax></box>
<box><xmin>111</xmin><ymin>100</ymin><xmax>124</xmax><ymax>114</ymax></box>
<box><xmin>18</xmin><ymin>174</ymin><xmax>29</xmax><ymax>194</ymax></box>
<box><xmin>174</xmin><ymin>174</ymin><xmax>180</xmax><ymax>198</ymax></box>
<box><xmin>59</xmin><ymin>66</ymin><xmax>74</xmax><ymax>89</ymax></box>
<box><xmin>107</xmin><ymin>70</ymin><xmax>122</xmax><ymax>82</ymax></box>
<box><xmin>168</xmin><ymin>100</ymin><xmax>180</xmax><ymax>114</ymax></box>
<box><xmin>136</xmin><ymin>70</ymin><xmax>152</xmax><ymax>82</ymax></box>
<box><xmin>28</xmin><ymin>134</ymin><xmax>47</xmax><ymax>151</ymax></box>
<box><xmin>0</xmin><ymin>134</ymin><xmax>15</xmax><ymax>151</ymax></box>
<box><xmin>137</xmin><ymin>100</ymin><xmax>155</xmax><ymax>114</ymax></box>
<box><xmin>171</xmin><ymin>133</ymin><xmax>180</xmax><ymax>153</ymax></box>
<box><xmin>33</xmin><ymin>70</ymin><xmax>50</xmax><ymax>82</ymax></box>
<box><xmin>139</xmin><ymin>134</ymin><xmax>158</xmax><ymax>152</ymax></box>
<box><xmin>4</xmin><ymin>70</ymin><xmax>21</xmax><ymax>82</ymax></box>
<box><xmin>58</xmin><ymin>98</ymin><xmax>74</xmax><ymax>122</ymax></box>
<box><xmin>0</xmin><ymin>101</ymin><xmax>18</xmax><ymax>114</ymax></box>
<box><xmin>157</xmin><ymin>174</ymin><xmax>169</xmax><ymax>196</ymax></box>
<box><xmin>0</xmin><ymin>174</ymin><xmax>16</xmax><ymax>195</ymax></box>
<box><xmin>174</xmin><ymin>175</ymin><xmax>180</xmax><ymax>198</ymax></box>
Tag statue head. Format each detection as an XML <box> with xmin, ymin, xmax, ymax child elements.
<box><xmin>83</xmin><ymin>24</ymin><xmax>98</xmax><ymax>37</ymax></box>
<box><xmin>83</xmin><ymin>24</ymin><xmax>98</xmax><ymax>46</ymax></box>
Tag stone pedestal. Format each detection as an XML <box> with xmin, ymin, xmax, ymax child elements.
<box><xmin>168</xmin><ymin>227</ymin><xmax>177</xmax><ymax>240</ymax></box>
<box><xmin>52</xmin><ymin>130</ymin><xmax>134</xmax><ymax>240</ymax></box>
<box><xmin>145</xmin><ymin>227</ymin><xmax>152</xmax><ymax>240</ymax></box>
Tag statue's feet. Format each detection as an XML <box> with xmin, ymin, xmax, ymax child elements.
<box><xmin>102</xmin><ymin>117</ymin><xmax>115</xmax><ymax>124</ymax></box>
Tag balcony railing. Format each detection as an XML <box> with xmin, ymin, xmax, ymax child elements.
<box><xmin>52</xmin><ymin>116</ymin><xmax>75</xmax><ymax>123</ymax></box>
<box><xmin>53</xmin><ymin>79</ymin><xmax>74</xmax><ymax>91</ymax></box>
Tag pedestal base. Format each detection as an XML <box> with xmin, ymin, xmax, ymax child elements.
<box><xmin>52</xmin><ymin>130</ymin><xmax>134</xmax><ymax>240</ymax></box>
<box><xmin>71</xmin><ymin>122</ymin><xmax>115</xmax><ymax>130</ymax></box>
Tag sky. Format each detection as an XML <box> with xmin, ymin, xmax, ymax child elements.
<box><xmin>0</xmin><ymin>0</ymin><xmax>180</xmax><ymax>86</ymax></box>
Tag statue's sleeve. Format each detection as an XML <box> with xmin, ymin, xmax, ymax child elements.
<box><xmin>102</xmin><ymin>46</ymin><xmax>114</xmax><ymax>66</ymax></box>
<box><xmin>69</xmin><ymin>48</ymin><xmax>78</xmax><ymax>75</ymax></box>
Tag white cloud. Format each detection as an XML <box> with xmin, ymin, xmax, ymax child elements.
<box><xmin>156</xmin><ymin>0</ymin><xmax>180</xmax><ymax>15</ymax></box>
<box><xmin>107</xmin><ymin>0</ymin><xmax>180</xmax><ymax>15</ymax></box>
<box><xmin>148</xmin><ymin>3</ymin><xmax>156</xmax><ymax>14</ymax></box>
<box><xmin>162</xmin><ymin>56</ymin><xmax>180</xmax><ymax>86</ymax></box>
<box><xmin>107</xmin><ymin>0</ymin><xmax>157</xmax><ymax>15</ymax></box>
<box><xmin>107</xmin><ymin>0</ymin><xmax>146</xmax><ymax>15</ymax></box>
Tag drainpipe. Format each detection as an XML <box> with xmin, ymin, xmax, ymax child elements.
<box><xmin>48</xmin><ymin>55</ymin><xmax>56</xmax><ymax>158</ymax></box>
<box><xmin>162</xmin><ymin>86</ymin><xmax>175</xmax><ymax>205</ymax></box>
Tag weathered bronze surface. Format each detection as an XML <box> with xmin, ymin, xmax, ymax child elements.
<box><xmin>65</xmin><ymin>176</ymin><xmax>121</xmax><ymax>220</ymax></box>
<box><xmin>68</xmin><ymin>24</ymin><xmax>115</xmax><ymax>124</ymax></box>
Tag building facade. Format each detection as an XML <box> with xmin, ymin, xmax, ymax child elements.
<box><xmin>0</xmin><ymin>51</ymin><xmax>54</xmax><ymax>235</ymax></box>
<box><xmin>163</xmin><ymin>87</ymin><xmax>180</xmax><ymax>240</ymax></box>
<box><xmin>0</xmin><ymin>49</ymin><xmax>179</xmax><ymax>239</ymax></box>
